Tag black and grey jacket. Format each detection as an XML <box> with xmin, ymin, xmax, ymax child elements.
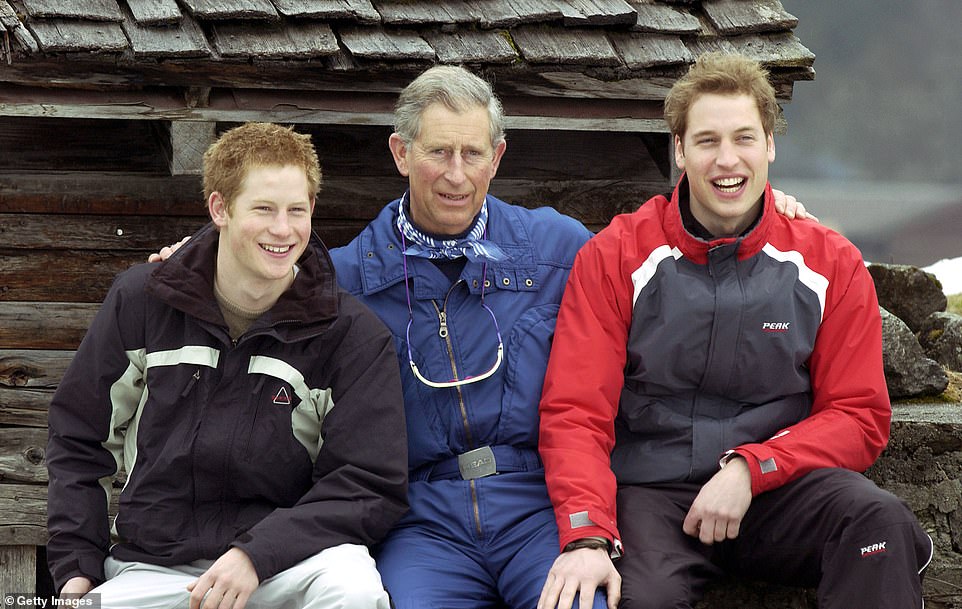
<box><xmin>46</xmin><ymin>224</ymin><xmax>408</xmax><ymax>592</ymax></box>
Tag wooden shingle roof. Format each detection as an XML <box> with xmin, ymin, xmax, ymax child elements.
<box><xmin>0</xmin><ymin>0</ymin><xmax>814</xmax><ymax>131</ymax></box>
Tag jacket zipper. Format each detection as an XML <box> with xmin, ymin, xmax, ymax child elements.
<box><xmin>432</xmin><ymin>284</ymin><xmax>484</xmax><ymax>538</ymax></box>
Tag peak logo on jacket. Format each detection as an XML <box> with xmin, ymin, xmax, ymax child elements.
<box><xmin>273</xmin><ymin>386</ymin><xmax>292</xmax><ymax>405</ymax></box>
<box><xmin>762</xmin><ymin>321</ymin><xmax>791</xmax><ymax>333</ymax></box>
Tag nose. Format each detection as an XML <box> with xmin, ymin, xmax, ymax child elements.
<box><xmin>443</xmin><ymin>153</ymin><xmax>467</xmax><ymax>184</ymax></box>
<box><xmin>270</xmin><ymin>211</ymin><xmax>293</xmax><ymax>235</ymax></box>
<box><xmin>716</xmin><ymin>139</ymin><xmax>738</xmax><ymax>168</ymax></box>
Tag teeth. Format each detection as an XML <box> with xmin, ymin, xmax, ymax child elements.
<box><xmin>714</xmin><ymin>177</ymin><xmax>744</xmax><ymax>191</ymax></box>
<box><xmin>262</xmin><ymin>244</ymin><xmax>290</xmax><ymax>254</ymax></box>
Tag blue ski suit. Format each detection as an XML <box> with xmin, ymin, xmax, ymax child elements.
<box><xmin>330</xmin><ymin>194</ymin><xmax>604</xmax><ymax>608</ymax></box>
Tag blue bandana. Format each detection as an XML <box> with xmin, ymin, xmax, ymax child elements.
<box><xmin>396</xmin><ymin>192</ymin><xmax>507</xmax><ymax>263</ymax></box>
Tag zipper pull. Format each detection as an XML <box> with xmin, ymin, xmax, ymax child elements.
<box><xmin>438</xmin><ymin>310</ymin><xmax>449</xmax><ymax>338</ymax></box>
<box><xmin>181</xmin><ymin>369</ymin><xmax>201</xmax><ymax>397</ymax></box>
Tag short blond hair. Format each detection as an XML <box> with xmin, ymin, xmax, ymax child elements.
<box><xmin>203</xmin><ymin>122</ymin><xmax>322</xmax><ymax>212</ymax></box>
<box><xmin>664</xmin><ymin>52</ymin><xmax>778</xmax><ymax>139</ymax></box>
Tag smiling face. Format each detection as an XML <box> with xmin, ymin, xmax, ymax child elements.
<box><xmin>675</xmin><ymin>92</ymin><xmax>776</xmax><ymax>237</ymax></box>
<box><xmin>209</xmin><ymin>164</ymin><xmax>314</xmax><ymax>308</ymax></box>
<box><xmin>389</xmin><ymin>103</ymin><xmax>506</xmax><ymax>236</ymax></box>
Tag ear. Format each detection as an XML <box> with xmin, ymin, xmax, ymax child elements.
<box><xmin>673</xmin><ymin>134</ymin><xmax>686</xmax><ymax>171</ymax></box>
<box><xmin>489</xmin><ymin>140</ymin><xmax>507</xmax><ymax>178</ymax></box>
<box><xmin>767</xmin><ymin>133</ymin><xmax>776</xmax><ymax>163</ymax></box>
<box><xmin>388</xmin><ymin>133</ymin><xmax>410</xmax><ymax>177</ymax></box>
<box><xmin>209</xmin><ymin>192</ymin><xmax>229</xmax><ymax>227</ymax></box>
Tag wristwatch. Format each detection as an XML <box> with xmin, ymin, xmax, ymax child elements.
<box><xmin>563</xmin><ymin>537</ymin><xmax>611</xmax><ymax>553</ymax></box>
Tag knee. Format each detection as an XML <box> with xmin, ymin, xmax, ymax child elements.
<box><xmin>306</xmin><ymin>576</ymin><xmax>390</xmax><ymax>609</ymax></box>
<box><xmin>619</xmin><ymin>582</ymin><xmax>691</xmax><ymax>609</ymax></box>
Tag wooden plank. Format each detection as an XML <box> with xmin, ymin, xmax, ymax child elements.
<box><xmin>625</xmin><ymin>0</ymin><xmax>701</xmax><ymax>34</ymax></box>
<box><xmin>27</xmin><ymin>19</ymin><xmax>127</xmax><ymax>52</ymax></box>
<box><xmin>0</xmin><ymin>484</ymin><xmax>120</xmax><ymax>546</ymax></box>
<box><xmin>0</xmin><ymin>428</ymin><xmax>48</xmax><ymax>484</ymax></box>
<box><xmin>0</xmin><ymin>545</ymin><xmax>36</xmax><ymax>597</ymax></box>
<box><xmin>372</xmin><ymin>0</ymin><xmax>476</xmax><ymax>25</ymax></box>
<box><xmin>0</xmin><ymin>117</ymin><xmax>170</xmax><ymax>173</ymax></box>
<box><xmin>423</xmin><ymin>29</ymin><xmax>517</xmax><ymax>64</ymax></box>
<box><xmin>0</xmin><ymin>214</ymin><xmax>206</xmax><ymax>250</ymax></box>
<box><xmin>0</xmin><ymin>173</ymin><xmax>204</xmax><ymax>215</ymax></box>
<box><xmin>22</xmin><ymin>0</ymin><xmax>123</xmax><ymax>21</ymax></box>
<box><xmin>0</xmin><ymin>484</ymin><xmax>49</xmax><ymax>546</ymax></box>
<box><xmin>211</xmin><ymin>21</ymin><xmax>338</xmax><ymax>58</ymax></box>
<box><xmin>338</xmin><ymin>26</ymin><xmax>435</xmax><ymax>61</ymax></box>
<box><xmin>0</xmin><ymin>250</ymin><xmax>147</xmax><ymax>303</ymax></box>
<box><xmin>609</xmin><ymin>31</ymin><xmax>694</xmax><ymax>69</ymax></box>
<box><xmin>169</xmin><ymin>121</ymin><xmax>216</xmax><ymax>175</ymax></box>
<box><xmin>0</xmin><ymin>302</ymin><xmax>99</xmax><ymax>350</ymax></box>
<box><xmin>511</xmin><ymin>25</ymin><xmax>621</xmax><ymax>65</ymax></box>
<box><xmin>180</xmin><ymin>0</ymin><xmax>278</xmax><ymax>20</ymax></box>
<box><xmin>122</xmin><ymin>7</ymin><xmax>211</xmax><ymax>57</ymax></box>
<box><xmin>126</xmin><ymin>0</ymin><xmax>183</xmax><ymax>24</ymax></box>
<box><xmin>559</xmin><ymin>0</ymin><xmax>637</xmax><ymax>26</ymax></box>
<box><xmin>0</xmin><ymin>390</ymin><xmax>50</xmax><ymax>427</ymax></box>
<box><xmin>0</xmin><ymin>350</ymin><xmax>73</xmax><ymax>389</ymax></box>
<box><xmin>702</xmin><ymin>0</ymin><xmax>798</xmax><ymax>35</ymax></box>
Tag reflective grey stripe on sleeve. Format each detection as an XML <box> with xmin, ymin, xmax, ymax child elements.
<box><xmin>570</xmin><ymin>511</ymin><xmax>596</xmax><ymax>529</ymax></box>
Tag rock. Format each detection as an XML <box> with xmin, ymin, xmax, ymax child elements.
<box><xmin>881</xmin><ymin>307</ymin><xmax>948</xmax><ymax>399</ymax></box>
<box><xmin>868</xmin><ymin>263</ymin><xmax>947</xmax><ymax>332</ymax></box>
<box><xmin>918</xmin><ymin>312</ymin><xmax>962</xmax><ymax>373</ymax></box>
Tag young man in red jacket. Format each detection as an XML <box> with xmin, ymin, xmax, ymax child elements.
<box><xmin>537</xmin><ymin>53</ymin><xmax>932</xmax><ymax>609</ymax></box>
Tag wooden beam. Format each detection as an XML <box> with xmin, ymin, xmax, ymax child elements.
<box><xmin>0</xmin><ymin>350</ymin><xmax>72</xmax><ymax>389</ymax></box>
<box><xmin>0</xmin><ymin>545</ymin><xmax>37</xmax><ymax>597</ymax></box>
<box><xmin>0</xmin><ymin>484</ymin><xmax>48</xmax><ymax>546</ymax></box>
<box><xmin>0</xmin><ymin>428</ymin><xmax>48</xmax><ymax>483</ymax></box>
<box><xmin>0</xmin><ymin>302</ymin><xmax>98</xmax><ymax>350</ymax></box>
<box><xmin>169</xmin><ymin>121</ymin><xmax>216</xmax><ymax>175</ymax></box>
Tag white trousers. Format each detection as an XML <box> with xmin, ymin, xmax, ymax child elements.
<box><xmin>91</xmin><ymin>543</ymin><xmax>390</xmax><ymax>609</ymax></box>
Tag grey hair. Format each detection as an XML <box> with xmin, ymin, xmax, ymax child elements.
<box><xmin>394</xmin><ymin>65</ymin><xmax>506</xmax><ymax>148</ymax></box>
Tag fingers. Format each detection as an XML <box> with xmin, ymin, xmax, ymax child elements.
<box><xmin>605</xmin><ymin>571</ymin><xmax>622</xmax><ymax>609</ymax></box>
<box><xmin>538</xmin><ymin>571</ymin><xmax>567</xmax><ymax>609</ymax></box>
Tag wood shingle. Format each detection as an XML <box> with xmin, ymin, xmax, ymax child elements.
<box><xmin>626</xmin><ymin>0</ymin><xmax>701</xmax><ymax>34</ymax></box>
<box><xmin>126</xmin><ymin>0</ymin><xmax>182</xmax><ymax>25</ymax></box>
<box><xmin>702</xmin><ymin>0</ymin><xmax>797</xmax><ymax>35</ymax></box>
<box><xmin>512</xmin><ymin>25</ymin><xmax>621</xmax><ymax>65</ymax></box>
<box><xmin>339</xmin><ymin>25</ymin><xmax>435</xmax><ymax>61</ymax></box>
<box><xmin>273</xmin><ymin>0</ymin><xmax>378</xmax><ymax>22</ymax></box>
<box><xmin>211</xmin><ymin>20</ymin><xmax>339</xmax><ymax>58</ymax></box>
<box><xmin>21</xmin><ymin>0</ymin><xmax>123</xmax><ymax>22</ymax></box>
<box><xmin>122</xmin><ymin>8</ymin><xmax>211</xmax><ymax>58</ymax></box>
<box><xmin>610</xmin><ymin>31</ymin><xmax>695</xmax><ymax>69</ymax></box>
<box><xmin>558</xmin><ymin>0</ymin><xmax>637</xmax><ymax>26</ymax></box>
<box><xmin>423</xmin><ymin>29</ymin><xmax>517</xmax><ymax>65</ymax></box>
<box><xmin>28</xmin><ymin>19</ymin><xmax>127</xmax><ymax>52</ymax></box>
<box><xmin>181</xmin><ymin>0</ymin><xmax>279</xmax><ymax>21</ymax></box>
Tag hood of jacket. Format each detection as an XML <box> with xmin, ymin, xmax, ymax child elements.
<box><xmin>146</xmin><ymin>222</ymin><xmax>340</xmax><ymax>343</ymax></box>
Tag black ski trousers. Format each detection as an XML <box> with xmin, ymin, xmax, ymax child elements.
<box><xmin>616</xmin><ymin>468</ymin><xmax>932</xmax><ymax>609</ymax></box>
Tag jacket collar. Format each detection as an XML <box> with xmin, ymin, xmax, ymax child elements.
<box><xmin>146</xmin><ymin>222</ymin><xmax>339</xmax><ymax>341</ymax></box>
<box><xmin>664</xmin><ymin>174</ymin><xmax>775</xmax><ymax>264</ymax></box>
<box><xmin>358</xmin><ymin>194</ymin><xmax>537</xmax><ymax>298</ymax></box>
